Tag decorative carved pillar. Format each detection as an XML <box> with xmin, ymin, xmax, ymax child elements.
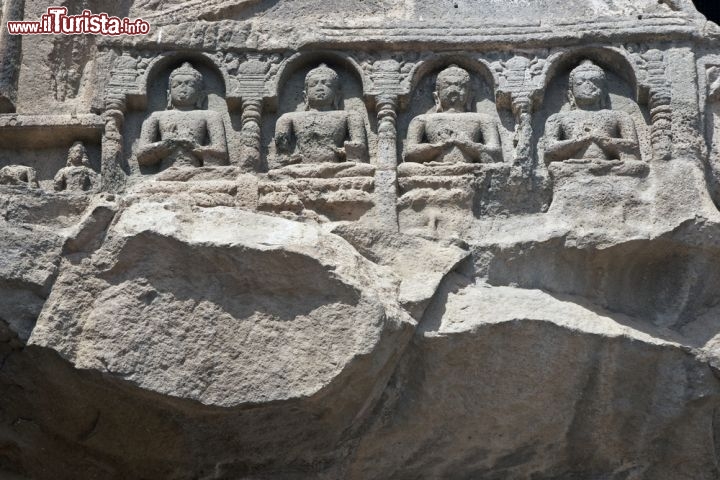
<box><xmin>236</xmin><ymin>56</ymin><xmax>265</xmax><ymax>170</ymax></box>
<box><xmin>642</xmin><ymin>49</ymin><xmax>673</xmax><ymax>161</ymax></box>
<box><xmin>370</xmin><ymin>60</ymin><xmax>403</xmax><ymax>231</ymax></box>
<box><xmin>101</xmin><ymin>109</ymin><xmax>125</xmax><ymax>191</ymax></box>
<box><xmin>235</xmin><ymin>54</ymin><xmax>280</xmax><ymax>171</ymax></box>
<box><xmin>0</xmin><ymin>0</ymin><xmax>24</xmax><ymax>112</ymax></box>
<box><xmin>240</xmin><ymin>98</ymin><xmax>263</xmax><ymax>169</ymax></box>
<box><xmin>495</xmin><ymin>56</ymin><xmax>545</xmax><ymax>174</ymax></box>
<box><xmin>101</xmin><ymin>53</ymin><xmax>137</xmax><ymax>191</ymax></box>
<box><xmin>510</xmin><ymin>95</ymin><xmax>533</xmax><ymax>173</ymax></box>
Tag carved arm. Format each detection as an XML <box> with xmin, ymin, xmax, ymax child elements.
<box><xmin>192</xmin><ymin>112</ymin><xmax>229</xmax><ymax>165</ymax></box>
<box><xmin>344</xmin><ymin>112</ymin><xmax>368</xmax><ymax>162</ymax></box>
<box><xmin>403</xmin><ymin>117</ymin><xmax>445</xmax><ymax>163</ymax></box>
<box><xmin>454</xmin><ymin>121</ymin><xmax>503</xmax><ymax>163</ymax></box>
<box><xmin>543</xmin><ymin>114</ymin><xmax>591</xmax><ymax>163</ymax></box>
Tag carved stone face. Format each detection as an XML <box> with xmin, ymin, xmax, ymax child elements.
<box><xmin>170</xmin><ymin>73</ymin><xmax>202</xmax><ymax>109</ymax></box>
<box><xmin>67</xmin><ymin>142</ymin><xmax>85</xmax><ymax>166</ymax></box>
<box><xmin>305</xmin><ymin>71</ymin><xmax>339</xmax><ymax>110</ymax></box>
<box><xmin>435</xmin><ymin>69</ymin><xmax>470</xmax><ymax>112</ymax></box>
<box><xmin>570</xmin><ymin>70</ymin><xmax>605</xmax><ymax>108</ymax></box>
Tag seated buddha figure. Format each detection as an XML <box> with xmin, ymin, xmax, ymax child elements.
<box><xmin>403</xmin><ymin>65</ymin><xmax>502</xmax><ymax>164</ymax></box>
<box><xmin>544</xmin><ymin>60</ymin><xmax>641</xmax><ymax>164</ymax></box>
<box><xmin>274</xmin><ymin>64</ymin><xmax>368</xmax><ymax>165</ymax></box>
<box><xmin>136</xmin><ymin>62</ymin><xmax>228</xmax><ymax>171</ymax></box>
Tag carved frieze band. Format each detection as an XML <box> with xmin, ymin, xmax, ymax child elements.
<box><xmin>101</xmin><ymin>46</ymin><xmax>662</xmax><ymax>177</ymax></box>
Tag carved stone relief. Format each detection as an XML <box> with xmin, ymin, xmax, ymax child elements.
<box><xmin>258</xmin><ymin>60</ymin><xmax>376</xmax><ymax>221</ymax></box>
<box><xmin>274</xmin><ymin>64</ymin><xmax>369</xmax><ymax>166</ymax></box>
<box><xmin>5</xmin><ymin>1</ymin><xmax>720</xmax><ymax>479</ymax></box>
<box><xmin>136</xmin><ymin>62</ymin><xmax>228</xmax><ymax>172</ymax></box>
<box><xmin>395</xmin><ymin>62</ymin><xmax>532</xmax><ymax>236</ymax></box>
<box><xmin>403</xmin><ymin>65</ymin><xmax>502</xmax><ymax>165</ymax></box>
<box><xmin>53</xmin><ymin>141</ymin><xmax>99</xmax><ymax>192</ymax></box>
<box><xmin>542</xmin><ymin>60</ymin><xmax>643</xmax><ymax>171</ymax></box>
<box><xmin>538</xmin><ymin>57</ymin><xmax>652</xmax><ymax>220</ymax></box>
<box><xmin>47</xmin><ymin>1</ymin><xmax>95</xmax><ymax>103</ymax></box>
<box><xmin>125</xmin><ymin>59</ymin><xmax>233</xmax><ymax>182</ymax></box>
<box><xmin>0</xmin><ymin>165</ymin><xmax>39</xmax><ymax>188</ymax></box>
<box><xmin>704</xmin><ymin>62</ymin><xmax>720</xmax><ymax>207</ymax></box>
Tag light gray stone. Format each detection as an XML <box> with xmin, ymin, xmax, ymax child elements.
<box><xmin>2</xmin><ymin>0</ymin><xmax>720</xmax><ymax>478</ymax></box>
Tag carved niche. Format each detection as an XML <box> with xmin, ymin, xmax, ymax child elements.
<box><xmin>126</xmin><ymin>57</ymin><xmax>236</xmax><ymax>186</ymax></box>
<box><xmin>537</xmin><ymin>53</ymin><xmax>653</xmax><ymax>217</ymax></box>
<box><xmin>396</xmin><ymin>60</ymin><xmax>514</xmax><ymax>237</ymax></box>
<box><xmin>258</xmin><ymin>58</ymin><xmax>377</xmax><ymax>222</ymax></box>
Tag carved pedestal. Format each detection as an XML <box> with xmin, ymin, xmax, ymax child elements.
<box><xmin>258</xmin><ymin>163</ymin><xmax>375</xmax><ymax>222</ymax></box>
<box><xmin>398</xmin><ymin>161</ymin><xmax>550</xmax><ymax>236</ymax></box>
<box><xmin>547</xmin><ymin>159</ymin><xmax>651</xmax><ymax>227</ymax></box>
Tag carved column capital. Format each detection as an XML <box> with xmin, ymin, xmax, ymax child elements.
<box><xmin>104</xmin><ymin>53</ymin><xmax>141</xmax><ymax>113</ymax></box>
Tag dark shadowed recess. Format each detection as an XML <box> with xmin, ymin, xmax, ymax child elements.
<box><xmin>695</xmin><ymin>0</ymin><xmax>720</xmax><ymax>24</ymax></box>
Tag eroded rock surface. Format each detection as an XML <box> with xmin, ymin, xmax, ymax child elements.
<box><xmin>3</xmin><ymin>0</ymin><xmax>720</xmax><ymax>478</ymax></box>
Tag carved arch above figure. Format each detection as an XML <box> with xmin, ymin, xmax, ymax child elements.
<box><xmin>404</xmin><ymin>54</ymin><xmax>499</xmax><ymax>105</ymax></box>
<box><xmin>266</xmin><ymin>51</ymin><xmax>370</xmax><ymax>112</ymax></box>
<box><xmin>540</xmin><ymin>46</ymin><xmax>642</xmax><ymax>109</ymax></box>
<box><xmin>121</xmin><ymin>51</ymin><xmax>234</xmax><ymax>112</ymax></box>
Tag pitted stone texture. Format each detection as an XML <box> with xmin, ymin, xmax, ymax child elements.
<box><xmin>29</xmin><ymin>202</ymin><xmax>413</xmax><ymax>406</ymax></box>
<box><xmin>348</xmin><ymin>282</ymin><xmax>720</xmax><ymax>480</ymax></box>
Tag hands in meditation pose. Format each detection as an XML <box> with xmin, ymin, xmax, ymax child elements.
<box><xmin>404</xmin><ymin>65</ymin><xmax>502</xmax><ymax>164</ymax></box>
<box><xmin>274</xmin><ymin>64</ymin><xmax>368</xmax><ymax>165</ymax></box>
<box><xmin>137</xmin><ymin>62</ymin><xmax>228</xmax><ymax>171</ymax></box>
<box><xmin>544</xmin><ymin>60</ymin><xmax>640</xmax><ymax>164</ymax></box>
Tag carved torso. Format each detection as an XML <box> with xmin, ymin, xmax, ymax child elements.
<box><xmin>553</xmin><ymin>109</ymin><xmax>633</xmax><ymax>160</ymax></box>
<box><xmin>280</xmin><ymin>110</ymin><xmax>353</xmax><ymax>163</ymax></box>
<box><xmin>150</xmin><ymin>109</ymin><xmax>217</xmax><ymax>169</ymax></box>
<box><xmin>55</xmin><ymin>166</ymin><xmax>98</xmax><ymax>192</ymax></box>
<box><xmin>414</xmin><ymin>112</ymin><xmax>496</xmax><ymax>163</ymax></box>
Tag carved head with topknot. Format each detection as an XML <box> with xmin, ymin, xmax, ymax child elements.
<box><xmin>167</xmin><ymin>62</ymin><xmax>205</xmax><ymax>110</ymax></box>
<box><xmin>568</xmin><ymin>59</ymin><xmax>608</xmax><ymax>110</ymax></box>
<box><xmin>304</xmin><ymin>64</ymin><xmax>340</xmax><ymax>111</ymax></box>
<box><xmin>434</xmin><ymin>65</ymin><xmax>472</xmax><ymax>113</ymax></box>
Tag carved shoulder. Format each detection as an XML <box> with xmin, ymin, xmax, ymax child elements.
<box><xmin>204</xmin><ymin>109</ymin><xmax>223</xmax><ymax>120</ymax></box>
<box><xmin>545</xmin><ymin>112</ymin><xmax>561</xmax><ymax>124</ymax></box>
<box><xmin>408</xmin><ymin>114</ymin><xmax>429</xmax><ymax>127</ymax></box>
<box><xmin>471</xmin><ymin>112</ymin><xmax>499</xmax><ymax>126</ymax></box>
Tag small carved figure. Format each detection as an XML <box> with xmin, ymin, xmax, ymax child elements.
<box><xmin>0</xmin><ymin>165</ymin><xmax>39</xmax><ymax>188</ymax></box>
<box><xmin>404</xmin><ymin>65</ymin><xmax>502</xmax><ymax>164</ymax></box>
<box><xmin>54</xmin><ymin>141</ymin><xmax>99</xmax><ymax>192</ymax></box>
<box><xmin>137</xmin><ymin>62</ymin><xmax>228</xmax><ymax>171</ymax></box>
<box><xmin>274</xmin><ymin>64</ymin><xmax>368</xmax><ymax>164</ymax></box>
<box><xmin>544</xmin><ymin>60</ymin><xmax>640</xmax><ymax>163</ymax></box>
